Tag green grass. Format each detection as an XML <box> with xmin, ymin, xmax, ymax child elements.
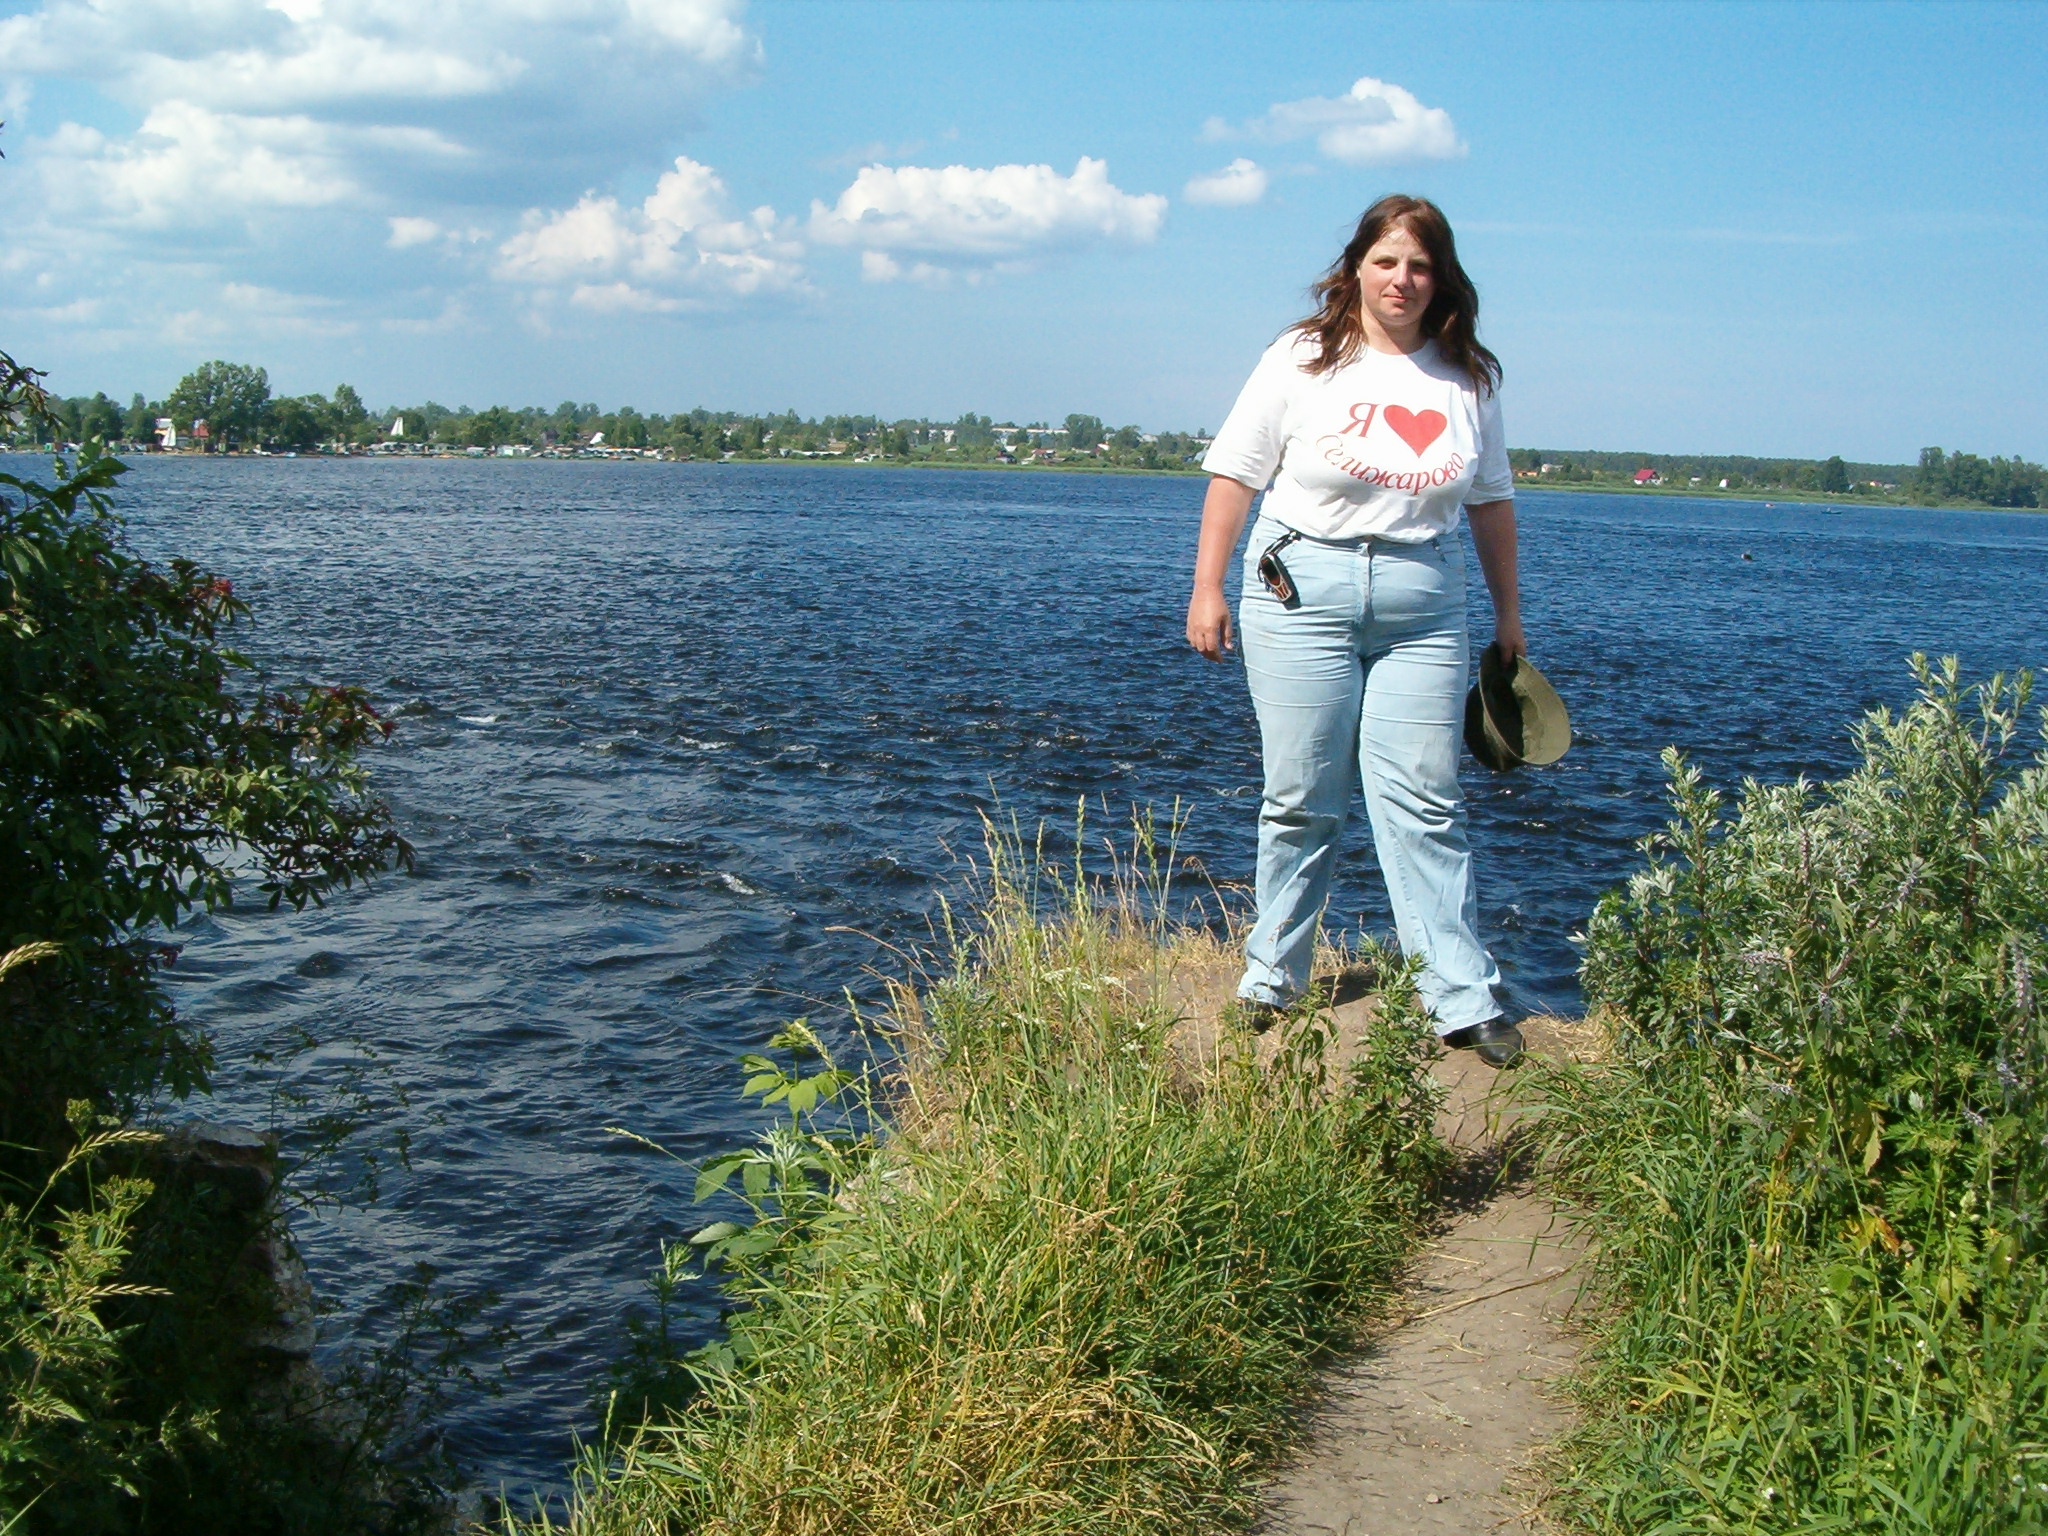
<box><xmin>1525</xmin><ymin>657</ymin><xmax>2048</xmax><ymax>1534</ymax></box>
<box><xmin>522</xmin><ymin>822</ymin><xmax>1450</xmax><ymax>1536</ymax></box>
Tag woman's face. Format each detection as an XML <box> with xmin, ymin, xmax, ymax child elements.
<box><xmin>1356</xmin><ymin>223</ymin><xmax>1436</xmax><ymax>340</ymax></box>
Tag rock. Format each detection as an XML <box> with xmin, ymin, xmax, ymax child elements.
<box><xmin>150</xmin><ymin>1119</ymin><xmax>320</xmax><ymax>1367</ymax></box>
<box><xmin>247</xmin><ymin>1234</ymin><xmax>320</xmax><ymax>1362</ymax></box>
<box><xmin>157</xmin><ymin>1118</ymin><xmax>278</xmax><ymax>1212</ymax></box>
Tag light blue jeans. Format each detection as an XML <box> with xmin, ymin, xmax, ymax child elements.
<box><xmin>1236</xmin><ymin>513</ymin><xmax>1503</xmax><ymax>1034</ymax></box>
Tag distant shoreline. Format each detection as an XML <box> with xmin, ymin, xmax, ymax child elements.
<box><xmin>8</xmin><ymin>446</ymin><xmax>2038</xmax><ymax>516</ymax></box>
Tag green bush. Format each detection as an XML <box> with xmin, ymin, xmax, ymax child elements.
<box><xmin>1534</xmin><ymin>657</ymin><xmax>2048</xmax><ymax>1534</ymax></box>
<box><xmin>1</xmin><ymin>438</ymin><xmax>404</xmax><ymax>1153</ymax></box>
<box><xmin>0</xmin><ymin>1093</ymin><xmax>162</xmax><ymax>1524</ymax></box>
<box><xmin>1</xmin><ymin>353</ymin><xmax>417</xmax><ymax>1530</ymax></box>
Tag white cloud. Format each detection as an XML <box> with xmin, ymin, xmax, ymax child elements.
<box><xmin>31</xmin><ymin>100</ymin><xmax>477</xmax><ymax>234</ymax></box>
<box><xmin>386</xmin><ymin>215</ymin><xmax>492</xmax><ymax>252</ymax></box>
<box><xmin>0</xmin><ymin>0</ymin><xmax>752</xmax><ymax>115</ymax></box>
<box><xmin>1183</xmin><ymin>158</ymin><xmax>1268</xmax><ymax>208</ymax></box>
<box><xmin>497</xmin><ymin>155</ymin><xmax>806</xmax><ymax>308</ymax></box>
<box><xmin>623</xmin><ymin>0</ymin><xmax>753</xmax><ymax>54</ymax></box>
<box><xmin>1213</xmin><ymin>77</ymin><xmax>1464</xmax><ymax>166</ymax></box>
<box><xmin>500</xmin><ymin>199</ymin><xmax>640</xmax><ymax>282</ymax></box>
<box><xmin>128</xmin><ymin>34</ymin><xmax>523</xmax><ymax>116</ymax></box>
<box><xmin>856</xmin><ymin>251</ymin><xmax>977</xmax><ymax>287</ymax></box>
<box><xmin>0</xmin><ymin>0</ymin><xmax>774</xmax><ymax>349</ymax></box>
<box><xmin>568</xmin><ymin>281</ymin><xmax>675</xmax><ymax>313</ymax></box>
<box><xmin>388</xmin><ymin>216</ymin><xmax>444</xmax><ymax>249</ymax></box>
<box><xmin>0</xmin><ymin>0</ymin><xmax>755</xmax><ymax>236</ymax></box>
<box><xmin>28</xmin><ymin>103</ymin><xmax>406</xmax><ymax>230</ymax></box>
<box><xmin>809</xmin><ymin>156</ymin><xmax>1166</xmax><ymax>279</ymax></box>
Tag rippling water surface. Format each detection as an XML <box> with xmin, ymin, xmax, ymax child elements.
<box><xmin>38</xmin><ymin>456</ymin><xmax>2048</xmax><ymax>1493</ymax></box>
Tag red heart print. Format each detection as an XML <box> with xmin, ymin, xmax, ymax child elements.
<box><xmin>1383</xmin><ymin>405</ymin><xmax>1447</xmax><ymax>457</ymax></box>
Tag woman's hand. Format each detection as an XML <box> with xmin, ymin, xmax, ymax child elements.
<box><xmin>1493</xmin><ymin>611</ymin><xmax>1527</xmax><ymax>662</ymax></box>
<box><xmin>1187</xmin><ymin>475</ymin><xmax>1258</xmax><ymax>664</ymax></box>
<box><xmin>1187</xmin><ymin>585</ymin><xmax>1235</xmax><ymax>661</ymax></box>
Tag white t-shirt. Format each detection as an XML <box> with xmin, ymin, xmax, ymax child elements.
<box><xmin>1202</xmin><ymin>331</ymin><xmax>1513</xmax><ymax>543</ymax></box>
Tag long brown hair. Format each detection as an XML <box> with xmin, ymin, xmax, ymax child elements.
<box><xmin>1295</xmin><ymin>194</ymin><xmax>1500</xmax><ymax>394</ymax></box>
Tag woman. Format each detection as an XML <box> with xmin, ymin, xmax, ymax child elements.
<box><xmin>1185</xmin><ymin>193</ymin><xmax>1525</xmax><ymax>1067</ymax></box>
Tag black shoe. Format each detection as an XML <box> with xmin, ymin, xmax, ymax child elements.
<box><xmin>1235</xmin><ymin>999</ymin><xmax>1287</xmax><ymax>1035</ymax></box>
<box><xmin>1441</xmin><ymin>1015</ymin><xmax>1525</xmax><ymax>1068</ymax></box>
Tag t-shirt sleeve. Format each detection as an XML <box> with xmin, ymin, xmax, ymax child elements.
<box><xmin>1201</xmin><ymin>337</ymin><xmax>1297</xmax><ymax>490</ymax></box>
<box><xmin>1465</xmin><ymin>386</ymin><xmax>1514</xmax><ymax>503</ymax></box>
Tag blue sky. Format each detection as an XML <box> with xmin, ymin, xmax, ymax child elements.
<box><xmin>3</xmin><ymin>0</ymin><xmax>2043</xmax><ymax>462</ymax></box>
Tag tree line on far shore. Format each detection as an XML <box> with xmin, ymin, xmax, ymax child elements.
<box><xmin>10</xmin><ymin>361</ymin><xmax>1210</xmax><ymax>473</ymax></box>
<box><xmin>1512</xmin><ymin>446</ymin><xmax>2045</xmax><ymax>508</ymax></box>
<box><xmin>10</xmin><ymin>358</ymin><xmax>2046</xmax><ymax>510</ymax></box>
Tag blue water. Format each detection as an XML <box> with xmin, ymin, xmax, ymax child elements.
<box><xmin>26</xmin><ymin>455</ymin><xmax>2048</xmax><ymax>1494</ymax></box>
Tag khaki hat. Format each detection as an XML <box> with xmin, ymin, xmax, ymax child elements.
<box><xmin>1464</xmin><ymin>643</ymin><xmax>1572</xmax><ymax>772</ymax></box>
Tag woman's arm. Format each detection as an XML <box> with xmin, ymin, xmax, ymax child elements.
<box><xmin>1186</xmin><ymin>475</ymin><xmax>1259</xmax><ymax>662</ymax></box>
<box><xmin>1465</xmin><ymin>499</ymin><xmax>1525</xmax><ymax>660</ymax></box>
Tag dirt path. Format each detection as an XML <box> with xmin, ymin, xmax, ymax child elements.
<box><xmin>1255</xmin><ymin>1185</ymin><xmax>1584</xmax><ymax>1535</ymax></box>
<box><xmin>1157</xmin><ymin>958</ymin><xmax>1592</xmax><ymax>1536</ymax></box>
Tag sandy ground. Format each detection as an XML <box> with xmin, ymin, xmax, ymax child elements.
<box><xmin>1253</xmin><ymin>1184</ymin><xmax>1584</xmax><ymax>1536</ymax></box>
<box><xmin>1158</xmin><ymin>956</ymin><xmax>1593</xmax><ymax>1536</ymax></box>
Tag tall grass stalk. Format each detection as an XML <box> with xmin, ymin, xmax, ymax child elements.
<box><xmin>1529</xmin><ymin>657</ymin><xmax>2048</xmax><ymax>1534</ymax></box>
<box><xmin>528</xmin><ymin>811</ymin><xmax>1448</xmax><ymax>1535</ymax></box>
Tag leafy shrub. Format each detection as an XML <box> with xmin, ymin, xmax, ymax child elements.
<box><xmin>0</xmin><ymin>1091</ymin><xmax>164</xmax><ymax>1520</ymax></box>
<box><xmin>1535</xmin><ymin>657</ymin><xmax>2048</xmax><ymax>1534</ymax></box>
<box><xmin>1</xmin><ymin>354</ymin><xmax>416</xmax><ymax>1529</ymax></box>
<box><xmin>1</xmin><ymin>437</ymin><xmax>405</xmax><ymax>1153</ymax></box>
